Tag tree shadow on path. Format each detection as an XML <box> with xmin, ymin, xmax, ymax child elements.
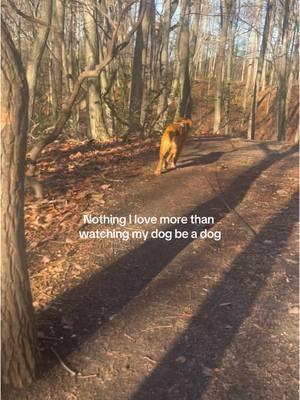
<box><xmin>36</xmin><ymin>145</ymin><xmax>298</xmax><ymax>374</ymax></box>
<box><xmin>130</xmin><ymin>190</ymin><xmax>299</xmax><ymax>400</ymax></box>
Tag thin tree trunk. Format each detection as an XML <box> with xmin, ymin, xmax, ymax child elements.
<box><xmin>140</xmin><ymin>0</ymin><xmax>154</xmax><ymax>127</ymax></box>
<box><xmin>242</xmin><ymin>1</ymin><xmax>261</xmax><ymax>116</ymax></box>
<box><xmin>176</xmin><ymin>0</ymin><xmax>192</xmax><ymax>118</ymax></box>
<box><xmin>224</xmin><ymin>0</ymin><xmax>237</xmax><ymax>136</ymax></box>
<box><xmin>261</xmin><ymin>57</ymin><xmax>268</xmax><ymax>90</ymax></box>
<box><xmin>195</xmin><ymin>15</ymin><xmax>208</xmax><ymax>78</ymax></box>
<box><xmin>213</xmin><ymin>0</ymin><xmax>230</xmax><ymax>134</ymax></box>
<box><xmin>190</xmin><ymin>0</ymin><xmax>202</xmax><ymax>78</ymax></box>
<box><xmin>51</xmin><ymin>0</ymin><xmax>65</xmax><ymax>119</ymax></box>
<box><xmin>241</xmin><ymin>33</ymin><xmax>250</xmax><ymax>82</ymax></box>
<box><xmin>97</xmin><ymin>0</ymin><xmax>117</xmax><ymax>136</ymax></box>
<box><xmin>261</xmin><ymin>5</ymin><xmax>275</xmax><ymax>91</ymax></box>
<box><xmin>26</xmin><ymin>0</ymin><xmax>53</xmax><ymax>122</ymax></box>
<box><xmin>285</xmin><ymin>25</ymin><xmax>298</xmax><ymax>118</ymax></box>
<box><xmin>157</xmin><ymin>0</ymin><xmax>171</xmax><ymax>116</ymax></box>
<box><xmin>84</xmin><ymin>0</ymin><xmax>109</xmax><ymax>140</ymax></box>
<box><xmin>148</xmin><ymin>0</ymin><xmax>156</xmax><ymax>93</ymax></box>
<box><xmin>248</xmin><ymin>0</ymin><xmax>272</xmax><ymax>140</ymax></box>
<box><xmin>27</xmin><ymin>1</ymin><xmax>146</xmax><ymax>174</ymax></box>
<box><xmin>242</xmin><ymin>38</ymin><xmax>255</xmax><ymax>113</ymax></box>
<box><xmin>225</xmin><ymin>29</ymin><xmax>234</xmax><ymax>135</ymax></box>
<box><xmin>277</xmin><ymin>0</ymin><xmax>290</xmax><ymax>141</ymax></box>
<box><xmin>129</xmin><ymin>0</ymin><xmax>152</xmax><ymax>130</ymax></box>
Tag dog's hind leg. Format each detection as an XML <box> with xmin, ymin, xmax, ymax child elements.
<box><xmin>155</xmin><ymin>138</ymin><xmax>170</xmax><ymax>175</ymax></box>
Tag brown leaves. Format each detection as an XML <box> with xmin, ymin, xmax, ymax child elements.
<box><xmin>25</xmin><ymin>137</ymin><xmax>157</xmax><ymax>310</ymax></box>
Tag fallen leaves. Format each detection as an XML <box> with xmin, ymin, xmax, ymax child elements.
<box><xmin>25</xmin><ymin>137</ymin><xmax>157</xmax><ymax>310</ymax></box>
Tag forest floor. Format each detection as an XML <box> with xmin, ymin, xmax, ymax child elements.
<box><xmin>3</xmin><ymin>133</ymin><xmax>299</xmax><ymax>400</ymax></box>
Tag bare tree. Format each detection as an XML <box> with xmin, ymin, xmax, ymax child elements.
<box><xmin>140</xmin><ymin>0</ymin><xmax>155</xmax><ymax>127</ymax></box>
<box><xmin>213</xmin><ymin>0</ymin><xmax>231</xmax><ymax>134</ymax></box>
<box><xmin>242</xmin><ymin>19</ymin><xmax>259</xmax><ymax>115</ymax></box>
<box><xmin>157</xmin><ymin>0</ymin><xmax>179</xmax><ymax>117</ymax></box>
<box><xmin>26</xmin><ymin>0</ymin><xmax>53</xmax><ymax>122</ymax></box>
<box><xmin>247</xmin><ymin>0</ymin><xmax>273</xmax><ymax>139</ymax></box>
<box><xmin>84</xmin><ymin>0</ymin><xmax>109</xmax><ymax>140</ymax></box>
<box><xmin>190</xmin><ymin>0</ymin><xmax>202</xmax><ymax>78</ymax></box>
<box><xmin>176</xmin><ymin>0</ymin><xmax>192</xmax><ymax>118</ymax></box>
<box><xmin>27</xmin><ymin>0</ymin><xmax>146</xmax><ymax>175</ymax></box>
<box><xmin>157</xmin><ymin>0</ymin><xmax>171</xmax><ymax>116</ymax></box>
<box><xmin>277</xmin><ymin>0</ymin><xmax>291</xmax><ymax>141</ymax></box>
<box><xmin>129</xmin><ymin>0</ymin><xmax>153</xmax><ymax>130</ymax></box>
<box><xmin>224</xmin><ymin>0</ymin><xmax>237</xmax><ymax>136</ymax></box>
<box><xmin>50</xmin><ymin>0</ymin><xmax>65</xmax><ymax>119</ymax></box>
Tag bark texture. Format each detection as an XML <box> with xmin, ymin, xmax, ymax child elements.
<box><xmin>51</xmin><ymin>0</ymin><xmax>65</xmax><ymax>118</ymax></box>
<box><xmin>129</xmin><ymin>0</ymin><xmax>152</xmax><ymax>130</ymax></box>
<box><xmin>213</xmin><ymin>0</ymin><xmax>230</xmax><ymax>134</ymax></box>
<box><xmin>176</xmin><ymin>0</ymin><xmax>192</xmax><ymax>118</ymax></box>
<box><xmin>157</xmin><ymin>0</ymin><xmax>171</xmax><ymax>116</ymax></box>
<box><xmin>277</xmin><ymin>0</ymin><xmax>290</xmax><ymax>141</ymax></box>
<box><xmin>248</xmin><ymin>0</ymin><xmax>272</xmax><ymax>140</ymax></box>
<box><xmin>1</xmin><ymin>20</ymin><xmax>37</xmax><ymax>388</ymax></box>
<box><xmin>26</xmin><ymin>0</ymin><xmax>53</xmax><ymax>121</ymax></box>
<box><xmin>84</xmin><ymin>0</ymin><xmax>109</xmax><ymax>140</ymax></box>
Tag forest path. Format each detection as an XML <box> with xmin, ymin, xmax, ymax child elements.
<box><xmin>5</xmin><ymin>136</ymin><xmax>299</xmax><ymax>400</ymax></box>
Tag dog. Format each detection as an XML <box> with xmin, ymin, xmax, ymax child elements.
<box><xmin>154</xmin><ymin>117</ymin><xmax>192</xmax><ymax>175</ymax></box>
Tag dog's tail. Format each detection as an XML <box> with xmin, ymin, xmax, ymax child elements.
<box><xmin>154</xmin><ymin>133</ymin><xmax>171</xmax><ymax>175</ymax></box>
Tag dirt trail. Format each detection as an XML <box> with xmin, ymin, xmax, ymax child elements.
<box><xmin>4</xmin><ymin>137</ymin><xmax>299</xmax><ymax>400</ymax></box>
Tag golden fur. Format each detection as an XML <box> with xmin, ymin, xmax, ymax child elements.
<box><xmin>154</xmin><ymin>118</ymin><xmax>192</xmax><ymax>175</ymax></box>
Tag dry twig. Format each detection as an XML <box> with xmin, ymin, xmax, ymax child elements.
<box><xmin>51</xmin><ymin>347</ymin><xmax>97</xmax><ymax>379</ymax></box>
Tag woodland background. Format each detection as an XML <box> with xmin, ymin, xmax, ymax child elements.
<box><xmin>1</xmin><ymin>0</ymin><xmax>299</xmax><ymax>391</ymax></box>
<box><xmin>3</xmin><ymin>0</ymin><xmax>299</xmax><ymax>151</ymax></box>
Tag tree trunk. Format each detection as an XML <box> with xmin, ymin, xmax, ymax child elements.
<box><xmin>97</xmin><ymin>0</ymin><xmax>116</xmax><ymax>137</ymax></box>
<box><xmin>224</xmin><ymin>0</ymin><xmax>237</xmax><ymax>136</ymax></box>
<box><xmin>285</xmin><ymin>25</ymin><xmax>298</xmax><ymax>118</ymax></box>
<box><xmin>1</xmin><ymin>20</ymin><xmax>37</xmax><ymax>388</ymax></box>
<box><xmin>176</xmin><ymin>0</ymin><xmax>192</xmax><ymax>118</ymax></box>
<box><xmin>84</xmin><ymin>0</ymin><xmax>109</xmax><ymax>140</ymax></box>
<box><xmin>157</xmin><ymin>0</ymin><xmax>171</xmax><ymax>116</ymax></box>
<box><xmin>260</xmin><ymin>9</ymin><xmax>275</xmax><ymax>93</ymax></box>
<box><xmin>193</xmin><ymin>13</ymin><xmax>208</xmax><ymax>78</ymax></box>
<box><xmin>129</xmin><ymin>0</ymin><xmax>152</xmax><ymax>131</ymax></box>
<box><xmin>242</xmin><ymin>0</ymin><xmax>261</xmax><ymax>117</ymax></box>
<box><xmin>224</xmin><ymin>33</ymin><xmax>233</xmax><ymax>135</ymax></box>
<box><xmin>242</xmin><ymin>36</ymin><xmax>256</xmax><ymax>113</ymax></box>
<box><xmin>26</xmin><ymin>1</ymin><xmax>146</xmax><ymax>174</ymax></box>
<box><xmin>277</xmin><ymin>0</ymin><xmax>291</xmax><ymax>141</ymax></box>
<box><xmin>241</xmin><ymin>36</ymin><xmax>250</xmax><ymax>83</ymax></box>
<box><xmin>51</xmin><ymin>0</ymin><xmax>65</xmax><ymax>119</ymax></box>
<box><xmin>247</xmin><ymin>0</ymin><xmax>272</xmax><ymax>140</ymax></box>
<box><xmin>26</xmin><ymin>0</ymin><xmax>53</xmax><ymax>122</ymax></box>
<box><xmin>190</xmin><ymin>0</ymin><xmax>202</xmax><ymax>78</ymax></box>
<box><xmin>140</xmin><ymin>0</ymin><xmax>154</xmax><ymax>127</ymax></box>
<box><xmin>148</xmin><ymin>0</ymin><xmax>157</xmax><ymax>93</ymax></box>
<box><xmin>213</xmin><ymin>0</ymin><xmax>230</xmax><ymax>134</ymax></box>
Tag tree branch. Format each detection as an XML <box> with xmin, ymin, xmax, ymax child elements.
<box><xmin>27</xmin><ymin>0</ymin><xmax>146</xmax><ymax>174</ymax></box>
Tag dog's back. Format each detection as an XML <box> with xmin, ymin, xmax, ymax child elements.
<box><xmin>155</xmin><ymin>118</ymin><xmax>192</xmax><ymax>175</ymax></box>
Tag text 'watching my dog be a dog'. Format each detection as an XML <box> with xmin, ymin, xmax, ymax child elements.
<box><xmin>79</xmin><ymin>214</ymin><xmax>222</xmax><ymax>242</ymax></box>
